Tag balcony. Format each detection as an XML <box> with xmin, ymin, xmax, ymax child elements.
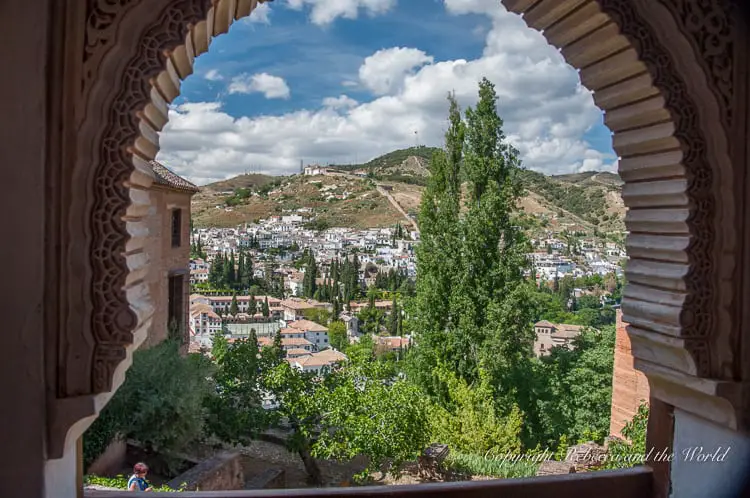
<box><xmin>84</xmin><ymin>467</ymin><xmax>651</xmax><ymax>497</ymax></box>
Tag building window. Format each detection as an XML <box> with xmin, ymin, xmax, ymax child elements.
<box><xmin>171</xmin><ymin>209</ymin><xmax>182</xmax><ymax>248</ymax></box>
<box><xmin>168</xmin><ymin>274</ymin><xmax>186</xmax><ymax>343</ymax></box>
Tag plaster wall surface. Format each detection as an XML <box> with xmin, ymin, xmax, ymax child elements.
<box><xmin>670</xmin><ymin>409</ymin><xmax>750</xmax><ymax>498</ymax></box>
<box><xmin>0</xmin><ymin>1</ymin><xmax>51</xmax><ymax>497</ymax></box>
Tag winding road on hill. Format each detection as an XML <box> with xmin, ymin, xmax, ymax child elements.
<box><xmin>326</xmin><ymin>170</ymin><xmax>419</xmax><ymax>233</ymax></box>
<box><xmin>375</xmin><ymin>184</ymin><xmax>420</xmax><ymax>234</ymax></box>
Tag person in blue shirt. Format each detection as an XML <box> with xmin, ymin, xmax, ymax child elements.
<box><xmin>127</xmin><ymin>462</ymin><xmax>153</xmax><ymax>492</ymax></box>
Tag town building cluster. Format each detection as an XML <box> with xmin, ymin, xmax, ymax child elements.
<box><xmin>185</xmin><ymin>210</ymin><xmax>626</xmax><ymax>372</ymax></box>
<box><xmin>528</xmin><ymin>233</ymin><xmax>625</xmax><ymax>282</ymax></box>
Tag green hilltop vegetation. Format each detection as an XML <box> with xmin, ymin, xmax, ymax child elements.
<box><xmin>201</xmin><ymin>173</ymin><xmax>279</xmax><ymax>193</ymax></box>
<box><xmin>333</xmin><ymin>145</ymin><xmax>441</xmax><ymax>172</ymax></box>
<box><xmin>516</xmin><ymin>169</ymin><xmax>625</xmax><ymax>231</ymax></box>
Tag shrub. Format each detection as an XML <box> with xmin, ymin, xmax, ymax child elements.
<box><xmin>84</xmin><ymin>474</ymin><xmax>186</xmax><ymax>492</ymax></box>
<box><xmin>84</xmin><ymin>340</ymin><xmax>215</xmax><ymax>471</ymax></box>
<box><xmin>601</xmin><ymin>402</ymin><xmax>649</xmax><ymax>470</ymax></box>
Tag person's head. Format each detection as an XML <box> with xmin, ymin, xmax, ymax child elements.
<box><xmin>133</xmin><ymin>462</ymin><xmax>148</xmax><ymax>477</ymax></box>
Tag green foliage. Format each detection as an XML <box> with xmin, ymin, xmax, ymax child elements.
<box><xmin>328</xmin><ymin>320</ymin><xmax>348</xmax><ymax>350</ymax></box>
<box><xmin>264</xmin><ymin>359</ymin><xmax>431</xmax><ymax>481</ymax></box>
<box><xmin>302</xmin><ymin>307</ymin><xmax>331</xmax><ymax>326</ymax></box>
<box><xmin>445</xmin><ymin>452</ymin><xmax>538</xmax><ymax>479</ymax></box>
<box><xmin>205</xmin><ymin>335</ymin><xmax>269</xmax><ymax>444</ymax></box>
<box><xmin>533</xmin><ymin>325</ymin><xmax>616</xmax><ymax>446</ymax></box>
<box><xmin>602</xmin><ymin>402</ymin><xmax>649</xmax><ymax>470</ymax></box>
<box><xmin>302</xmin><ymin>250</ymin><xmax>319</xmax><ymax>298</ymax></box>
<box><xmin>84</xmin><ymin>340</ymin><xmax>214</xmax><ymax>472</ymax></box>
<box><xmin>83</xmin><ymin>475</ymin><xmax>185</xmax><ymax>492</ymax></box>
<box><xmin>409</xmin><ymin>81</ymin><xmax>535</xmax><ymax>444</ymax></box>
<box><xmin>229</xmin><ymin>293</ymin><xmax>239</xmax><ymax>316</ymax></box>
<box><xmin>428</xmin><ymin>366</ymin><xmax>523</xmax><ymax>456</ymax></box>
<box><xmin>357</xmin><ymin>288</ymin><xmax>385</xmax><ymax>336</ymax></box>
<box><xmin>304</xmin><ymin>218</ymin><xmax>330</xmax><ymax>232</ymax></box>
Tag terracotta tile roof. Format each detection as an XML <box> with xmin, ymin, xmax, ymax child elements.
<box><xmin>535</xmin><ymin>320</ymin><xmax>556</xmax><ymax>328</ymax></box>
<box><xmin>293</xmin><ymin>349</ymin><xmax>348</xmax><ymax>368</ymax></box>
<box><xmin>149</xmin><ymin>160</ymin><xmax>199</xmax><ymax>193</ymax></box>
<box><xmin>288</xmin><ymin>319</ymin><xmax>328</xmax><ymax>332</ymax></box>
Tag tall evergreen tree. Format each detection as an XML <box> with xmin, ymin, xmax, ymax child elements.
<box><xmin>229</xmin><ymin>293</ymin><xmax>239</xmax><ymax>316</ymax></box>
<box><xmin>303</xmin><ymin>252</ymin><xmax>318</xmax><ymax>298</ymax></box>
<box><xmin>388</xmin><ymin>295</ymin><xmax>400</xmax><ymax>336</ymax></box>
<box><xmin>272</xmin><ymin>329</ymin><xmax>283</xmax><ymax>361</ymax></box>
<box><xmin>209</xmin><ymin>254</ymin><xmax>225</xmax><ymax>288</ymax></box>
<box><xmin>242</xmin><ymin>251</ymin><xmax>253</xmax><ymax>288</ymax></box>
<box><xmin>222</xmin><ymin>252</ymin><xmax>232</xmax><ymax>287</ymax></box>
<box><xmin>409</xmin><ymin>80</ymin><xmax>534</xmax><ymax>413</ymax></box>
<box><xmin>237</xmin><ymin>251</ymin><xmax>246</xmax><ymax>289</ymax></box>
<box><xmin>227</xmin><ymin>252</ymin><xmax>237</xmax><ymax>287</ymax></box>
<box><xmin>262</xmin><ymin>297</ymin><xmax>270</xmax><ymax>318</ymax></box>
<box><xmin>249</xmin><ymin>295</ymin><xmax>257</xmax><ymax>317</ymax></box>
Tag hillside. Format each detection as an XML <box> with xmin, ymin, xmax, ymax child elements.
<box><xmin>517</xmin><ymin>170</ymin><xmax>625</xmax><ymax>232</ymax></box>
<box><xmin>192</xmin><ymin>173</ymin><xmax>404</xmax><ymax>229</ymax></box>
<box><xmin>200</xmin><ymin>173</ymin><xmax>278</xmax><ymax>193</ymax></box>
<box><xmin>331</xmin><ymin>146</ymin><xmax>439</xmax><ymax>185</ymax></box>
<box><xmin>192</xmin><ymin>148</ymin><xmax>626</xmax><ymax>234</ymax></box>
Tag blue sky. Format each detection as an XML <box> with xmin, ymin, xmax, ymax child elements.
<box><xmin>159</xmin><ymin>0</ymin><xmax>616</xmax><ymax>185</ymax></box>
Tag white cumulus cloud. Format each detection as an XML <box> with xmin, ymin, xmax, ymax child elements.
<box><xmin>247</xmin><ymin>2</ymin><xmax>272</xmax><ymax>24</ymax></box>
<box><xmin>358</xmin><ymin>47</ymin><xmax>434</xmax><ymax>95</ymax></box>
<box><xmin>228</xmin><ymin>73</ymin><xmax>291</xmax><ymax>99</ymax></box>
<box><xmin>323</xmin><ymin>95</ymin><xmax>359</xmax><ymax>109</ymax></box>
<box><xmin>158</xmin><ymin>1</ymin><xmax>615</xmax><ymax>185</ymax></box>
<box><xmin>204</xmin><ymin>69</ymin><xmax>224</xmax><ymax>81</ymax></box>
<box><xmin>286</xmin><ymin>0</ymin><xmax>397</xmax><ymax>25</ymax></box>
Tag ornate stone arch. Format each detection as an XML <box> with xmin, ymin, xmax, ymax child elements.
<box><xmin>47</xmin><ymin>0</ymin><xmax>747</xmax><ymax>460</ymax></box>
<box><xmin>48</xmin><ymin>0</ymin><xmax>273</xmax><ymax>459</ymax></box>
<box><xmin>501</xmin><ymin>0</ymin><xmax>745</xmax><ymax>430</ymax></box>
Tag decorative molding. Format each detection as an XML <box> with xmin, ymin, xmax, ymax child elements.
<box><xmin>658</xmin><ymin>0</ymin><xmax>736</xmax><ymax>128</ymax></box>
<box><xmin>85</xmin><ymin>0</ymin><xmax>213</xmax><ymax>395</ymax></box>
<box><xmin>598</xmin><ymin>0</ymin><xmax>718</xmax><ymax>377</ymax></box>
<box><xmin>503</xmin><ymin>0</ymin><xmax>743</xmax><ymax>429</ymax></box>
<box><xmin>48</xmin><ymin>0</ymin><xmax>274</xmax><ymax>458</ymax></box>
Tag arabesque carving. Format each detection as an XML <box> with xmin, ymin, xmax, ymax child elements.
<box><xmin>659</xmin><ymin>0</ymin><xmax>736</xmax><ymax>127</ymax></box>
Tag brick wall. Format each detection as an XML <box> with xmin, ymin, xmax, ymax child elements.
<box><xmin>142</xmin><ymin>186</ymin><xmax>193</xmax><ymax>349</ymax></box>
<box><xmin>609</xmin><ymin>309</ymin><xmax>650</xmax><ymax>438</ymax></box>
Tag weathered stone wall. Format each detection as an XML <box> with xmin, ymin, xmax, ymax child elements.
<box><xmin>142</xmin><ymin>186</ymin><xmax>193</xmax><ymax>349</ymax></box>
<box><xmin>609</xmin><ymin>309</ymin><xmax>650</xmax><ymax>438</ymax></box>
<box><xmin>166</xmin><ymin>451</ymin><xmax>244</xmax><ymax>491</ymax></box>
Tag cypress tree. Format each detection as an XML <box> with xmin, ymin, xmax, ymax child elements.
<box><xmin>272</xmin><ymin>329</ymin><xmax>284</xmax><ymax>361</ymax></box>
<box><xmin>229</xmin><ymin>293</ymin><xmax>239</xmax><ymax>316</ymax></box>
<box><xmin>303</xmin><ymin>252</ymin><xmax>318</xmax><ymax>298</ymax></box>
<box><xmin>262</xmin><ymin>297</ymin><xmax>270</xmax><ymax>318</ymax></box>
<box><xmin>237</xmin><ymin>251</ymin><xmax>245</xmax><ymax>289</ymax></box>
<box><xmin>227</xmin><ymin>252</ymin><xmax>237</xmax><ymax>287</ymax></box>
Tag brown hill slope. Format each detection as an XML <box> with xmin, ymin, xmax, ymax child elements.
<box><xmin>192</xmin><ymin>148</ymin><xmax>625</xmax><ymax>233</ymax></box>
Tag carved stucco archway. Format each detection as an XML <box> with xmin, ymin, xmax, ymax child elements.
<box><xmin>47</xmin><ymin>0</ymin><xmax>748</xmax><ymax>464</ymax></box>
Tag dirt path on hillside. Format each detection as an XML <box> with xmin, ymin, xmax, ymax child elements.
<box><xmin>375</xmin><ymin>185</ymin><xmax>419</xmax><ymax>233</ymax></box>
